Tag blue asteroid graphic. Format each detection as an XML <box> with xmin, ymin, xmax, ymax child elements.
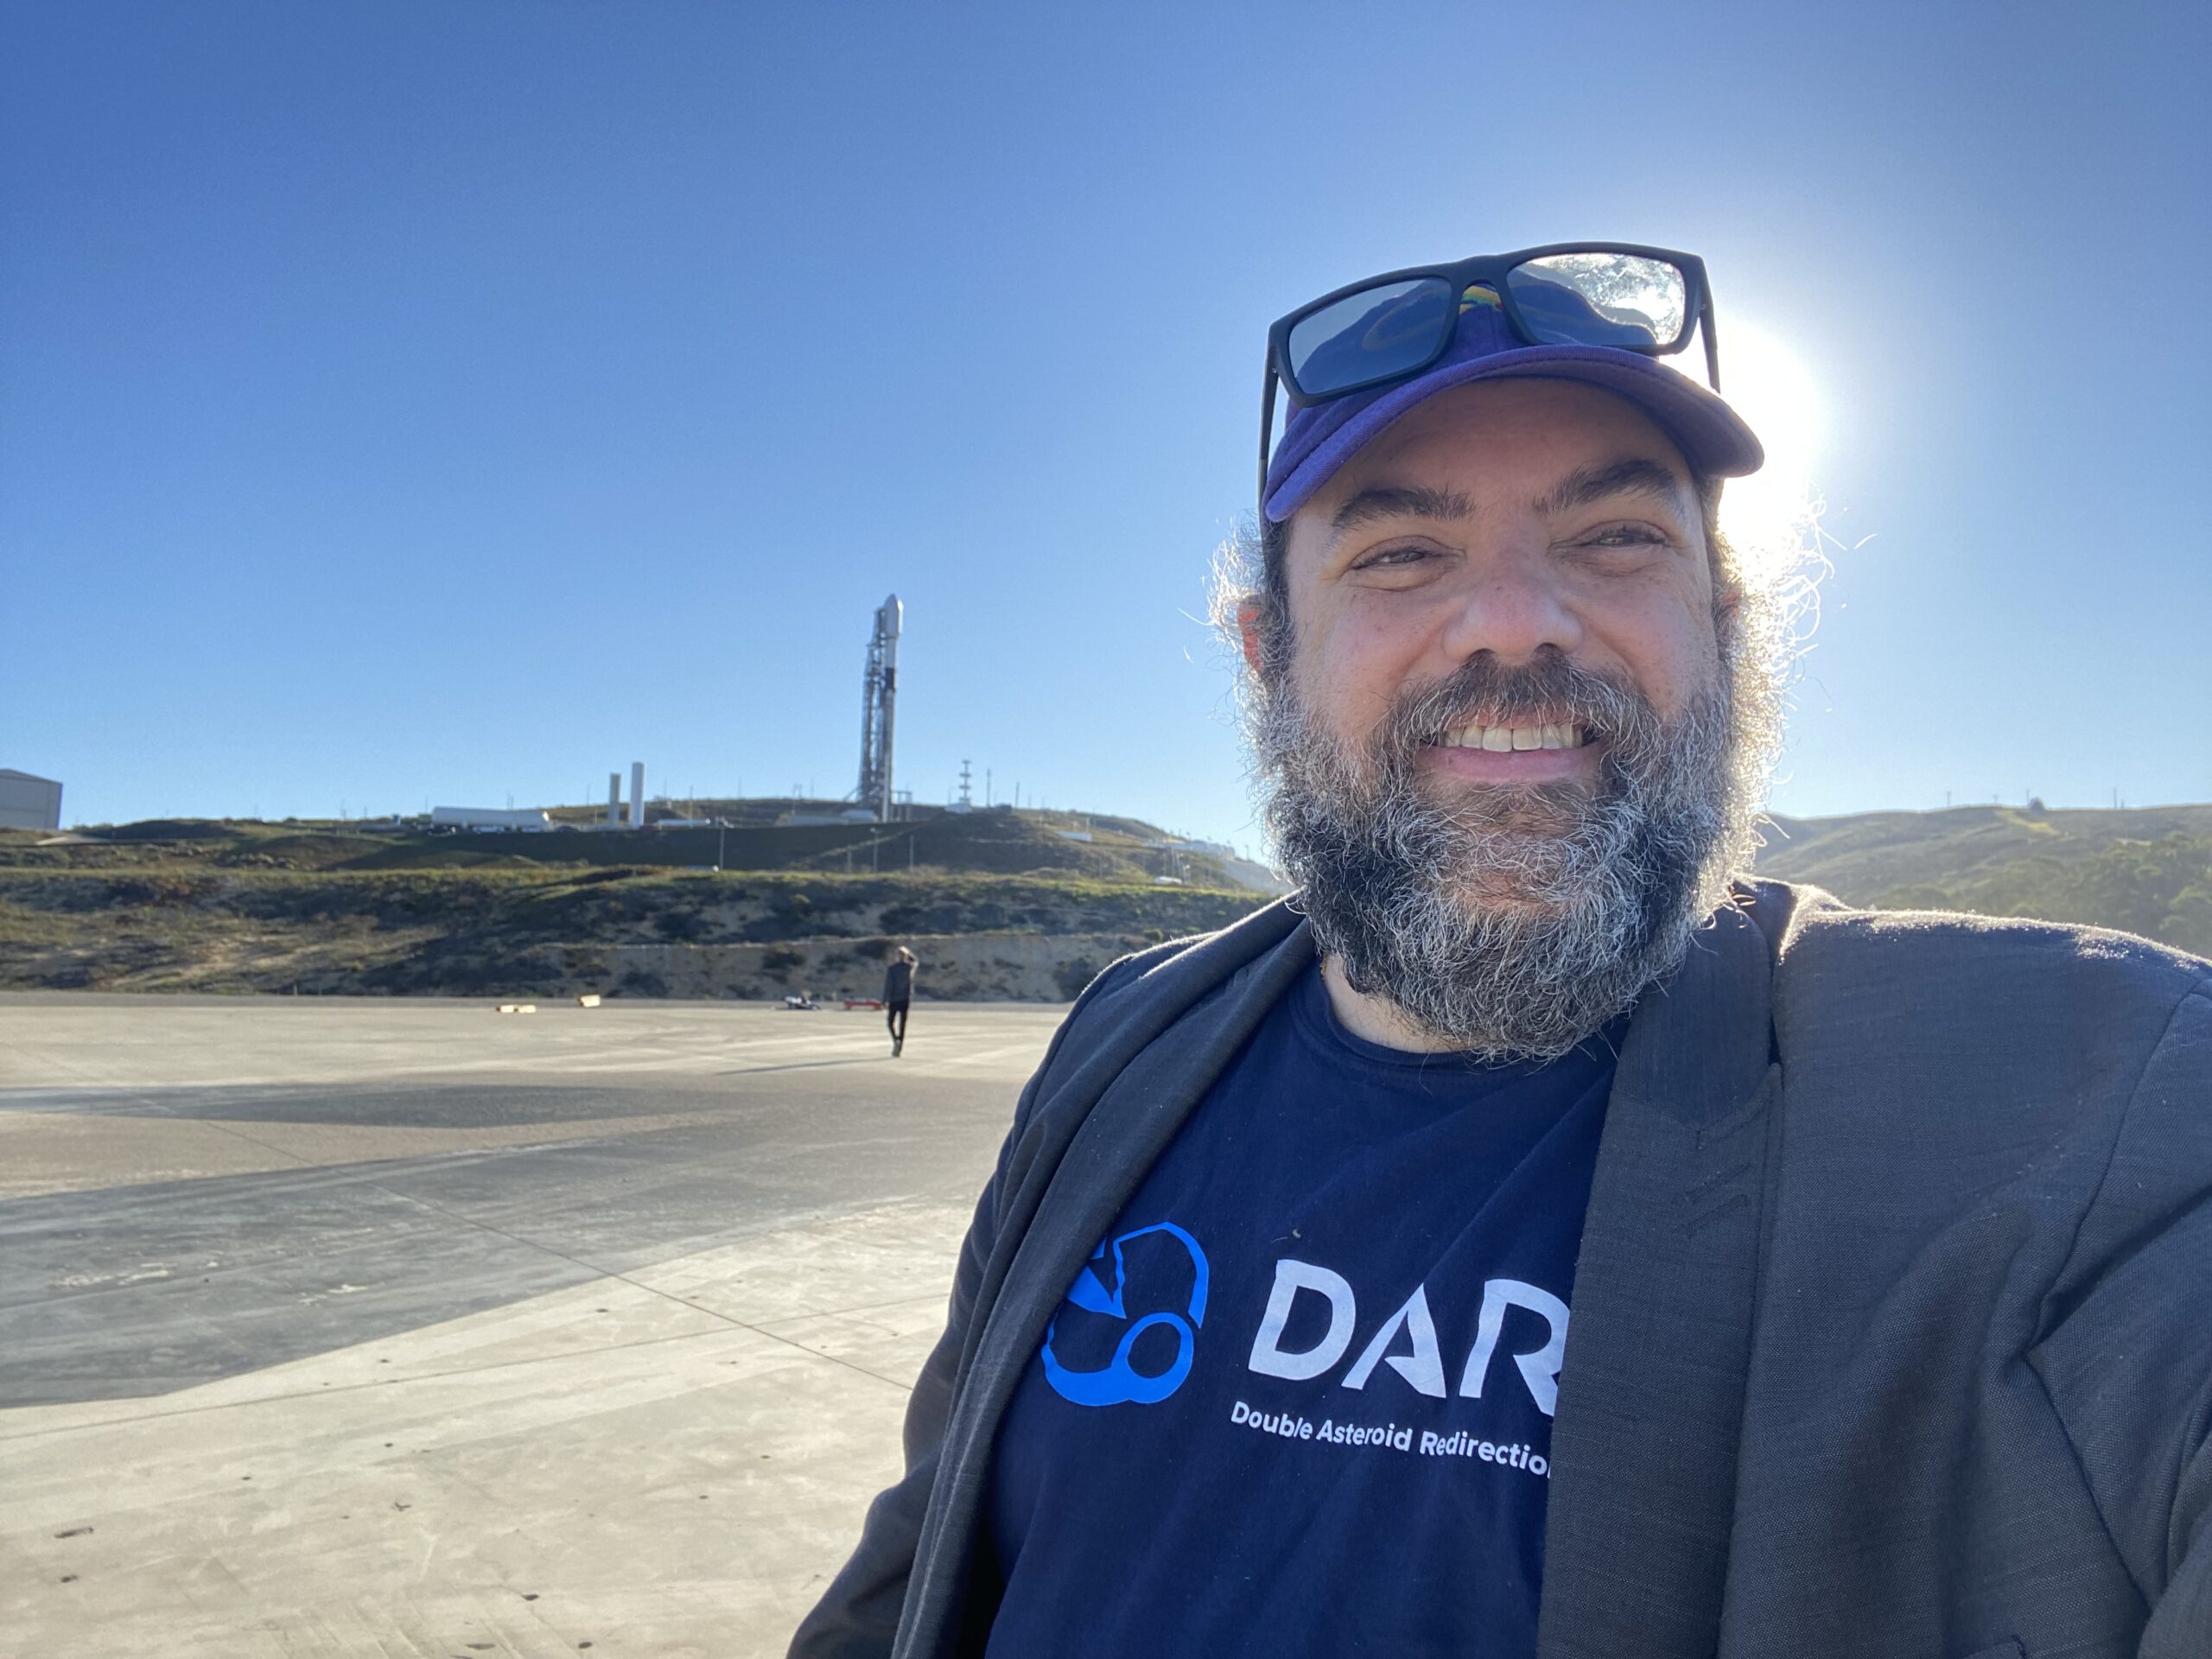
<box><xmin>1041</xmin><ymin>1221</ymin><xmax>1209</xmax><ymax>1407</ymax></box>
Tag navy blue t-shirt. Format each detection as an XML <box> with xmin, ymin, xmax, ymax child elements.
<box><xmin>984</xmin><ymin>963</ymin><xmax>1616</xmax><ymax>1657</ymax></box>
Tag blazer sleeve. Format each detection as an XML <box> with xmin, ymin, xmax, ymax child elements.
<box><xmin>2030</xmin><ymin>976</ymin><xmax>2212</xmax><ymax>1656</ymax></box>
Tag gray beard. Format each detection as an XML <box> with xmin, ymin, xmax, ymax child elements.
<box><xmin>1255</xmin><ymin>645</ymin><xmax>1753</xmax><ymax>1062</ymax></box>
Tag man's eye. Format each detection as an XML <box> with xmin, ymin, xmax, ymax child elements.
<box><xmin>1580</xmin><ymin>524</ymin><xmax>1669</xmax><ymax>549</ymax></box>
<box><xmin>1354</xmin><ymin>544</ymin><xmax>1433</xmax><ymax>569</ymax></box>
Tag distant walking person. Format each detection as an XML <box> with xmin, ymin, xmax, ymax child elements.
<box><xmin>883</xmin><ymin>947</ymin><xmax>916</xmax><ymax>1057</ymax></box>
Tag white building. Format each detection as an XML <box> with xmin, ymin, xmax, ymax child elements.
<box><xmin>0</xmin><ymin>770</ymin><xmax>62</xmax><ymax>830</ymax></box>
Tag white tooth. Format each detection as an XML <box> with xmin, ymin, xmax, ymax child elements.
<box><xmin>1511</xmin><ymin>726</ymin><xmax>1540</xmax><ymax>750</ymax></box>
<box><xmin>1565</xmin><ymin>722</ymin><xmax>1584</xmax><ymax>747</ymax></box>
<box><xmin>1541</xmin><ymin>724</ymin><xmax>1564</xmax><ymax>750</ymax></box>
<box><xmin>1440</xmin><ymin>731</ymin><xmax>1461</xmax><ymax>748</ymax></box>
<box><xmin>1482</xmin><ymin>727</ymin><xmax>1513</xmax><ymax>753</ymax></box>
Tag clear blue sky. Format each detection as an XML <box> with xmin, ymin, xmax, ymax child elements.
<box><xmin>7</xmin><ymin>2</ymin><xmax>2208</xmax><ymax>847</ymax></box>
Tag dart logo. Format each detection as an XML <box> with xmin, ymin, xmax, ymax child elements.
<box><xmin>1040</xmin><ymin>1222</ymin><xmax>1209</xmax><ymax>1408</ymax></box>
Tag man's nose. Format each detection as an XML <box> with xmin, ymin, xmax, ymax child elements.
<box><xmin>1436</xmin><ymin>543</ymin><xmax>1584</xmax><ymax>664</ymax></box>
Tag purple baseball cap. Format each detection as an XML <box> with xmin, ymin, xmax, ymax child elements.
<box><xmin>1262</xmin><ymin>288</ymin><xmax>1765</xmax><ymax>524</ymax></box>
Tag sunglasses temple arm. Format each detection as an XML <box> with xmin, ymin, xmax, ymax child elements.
<box><xmin>1701</xmin><ymin>296</ymin><xmax>1722</xmax><ymax>394</ymax></box>
<box><xmin>1257</xmin><ymin>361</ymin><xmax>1280</xmax><ymax>513</ymax></box>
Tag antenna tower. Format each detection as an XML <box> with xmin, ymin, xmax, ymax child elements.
<box><xmin>853</xmin><ymin>594</ymin><xmax>903</xmax><ymax>821</ymax></box>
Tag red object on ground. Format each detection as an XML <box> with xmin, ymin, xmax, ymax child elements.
<box><xmin>843</xmin><ymin>998</ymin><xmax>886</xmax><ymax>1011</ymax></box>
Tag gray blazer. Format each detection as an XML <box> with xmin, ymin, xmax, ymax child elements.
<box><xmin>791</xmin><ymin>882</ymin><xmax>2212</xmax><ymax>1658</ymax></box>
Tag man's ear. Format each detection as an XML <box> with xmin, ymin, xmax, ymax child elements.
<box><xmin>1236</xmin><ymin>596</ymin><xmax>1268</xmax><ymax>679</ymax></box>
<box><xmin>1709</xmin><ymin>568</ymin><xmax>1744</xmax><ymax>647</ymax></box>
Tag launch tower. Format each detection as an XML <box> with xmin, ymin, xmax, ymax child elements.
<box><xmin>854</xmin><ymin>595</ymin><xmax>902</xmax><ymax>822</ymax></box>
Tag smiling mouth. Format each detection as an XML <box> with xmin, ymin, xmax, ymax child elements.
<box><xmin>1427</xmin><ymin>721</ymin><xmax>1592</xmax><ymax>753</ymax></box>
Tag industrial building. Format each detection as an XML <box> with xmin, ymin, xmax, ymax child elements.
<box><xmin>0</xmin><ymin>770</ymin><xmax>63</xmax><ymax>830</ymax></box>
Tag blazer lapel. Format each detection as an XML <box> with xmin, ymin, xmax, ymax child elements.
<box><xmin>976</xmin><ymin>921</ymin><xmax>1319</xmax><ymax>1402</ymax></box>
<box><xmin>1538</xmin><ymin>897</ymin><xmax>1782</xmax><ymax>1659</ymax></box>
<box><xmin>895</xmin><ymin>912</ymin><xmax>1317</xmax><ymax>1657</ymax></box>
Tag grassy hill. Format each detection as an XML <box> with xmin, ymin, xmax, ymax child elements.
<box><xmin>6</xmin><ymin>800</ymin><xmax>2204</xmax><ymax>1000</ymax></box>
<box><xmin>67</xmin><ymin>800</ymin><xmax>1250</xmax><ymax>885</ymax></box>
<box><xmin>0</xmin><ymin>808</ymin><xmax>1275</xmax><ymax>1000</ymax></box>
<box><xmin>1752</xmin><ymin>804</ymin><xmax>2212</xmax><ymax>957</ymax></box>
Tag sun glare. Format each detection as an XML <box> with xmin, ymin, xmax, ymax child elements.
<box><xmin>1706</xmin><ymin>317</ymin><xmax>1824</xmax><ymax>551</ymax></box>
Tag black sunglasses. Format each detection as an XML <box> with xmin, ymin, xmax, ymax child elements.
<box><xmin>1259</xmin><ymin>242</ymin><xmax>1722</xmax><ymax>506</ymax></box>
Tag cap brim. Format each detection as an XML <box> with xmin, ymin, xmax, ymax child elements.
<box><xmin>1262</xmin><ymin>344</ymin><xmax>1764</xmax><ymax>523</ymax></box>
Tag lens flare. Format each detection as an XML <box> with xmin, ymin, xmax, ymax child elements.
<box><xmin>1707</xmin><ymin>317</ymin><xmax>1824</xmax><ymax>551</ymax></box>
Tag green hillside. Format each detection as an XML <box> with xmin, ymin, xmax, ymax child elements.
<box><xmin>1752</xmin><ymin>804</ymin><xmax>2212</xmax><ymax>957</ymax></box>
<box><xmin>7</xmin><ymin>799</ymin><xmax>2206</xmax><ymax>1000</ymax></box>
<box><xmin>0</xmin><ymin>809</ymin><xmax>1273</xmax><ymax>999</ymax></box>
<box><xmin>64</xmin><ymin>800</ymin><xmax>1244</xmax><ymax>885</ymax></box>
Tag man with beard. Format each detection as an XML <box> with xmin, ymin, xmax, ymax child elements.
<box><xmin>792</xmin><ymin>247</ymin><xmax>2212</xmax><ymax>1658</ymax></box>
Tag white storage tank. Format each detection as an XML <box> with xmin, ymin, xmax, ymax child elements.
<box><xmin>429</xmin><ymin>805</ymin><xmax>551</xmax><ymax>831</ymax></box>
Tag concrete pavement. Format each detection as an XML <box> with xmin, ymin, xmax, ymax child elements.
<box><xmin>0</xmin><ymin>994</ymin><xmax>1064</xmax><ymax>1657</ymax></box>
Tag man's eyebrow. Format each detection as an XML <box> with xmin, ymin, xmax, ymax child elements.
<box><xmin>1535</xmin><ymin>458</ymin><xmax>1694</xmax><ymax>518</ymax></box>
<box><xmin>1329</xmin><ymin>485</ymin><xmax>1473</xmax><ymax>535</ymax></box>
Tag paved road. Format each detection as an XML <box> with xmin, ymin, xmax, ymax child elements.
<box><xmin>0</xmin><ymin>993</ymin><xmax>1062</xmax><ymax>1657</ymax></box>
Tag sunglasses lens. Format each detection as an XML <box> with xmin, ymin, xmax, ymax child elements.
<box><xmin>1285</xmin><ymin>276</ymin><xmax>1455</xmax><ymax>397</ymax></box>
<box><xmin>1505</xmin><ymin>253</ymin><xmax>1688</xmax><ymax>352</ymax></box>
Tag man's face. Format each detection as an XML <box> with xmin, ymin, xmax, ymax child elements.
<box><xmin>1272</xmin><ymin>378</ymin><xmax>1722</xmax><ymax>828</ymax></box>
<box><xmin>1245</xmin><ymin>378</ymin><xmax>1764</xmax><ymax>1058</ymax></box>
